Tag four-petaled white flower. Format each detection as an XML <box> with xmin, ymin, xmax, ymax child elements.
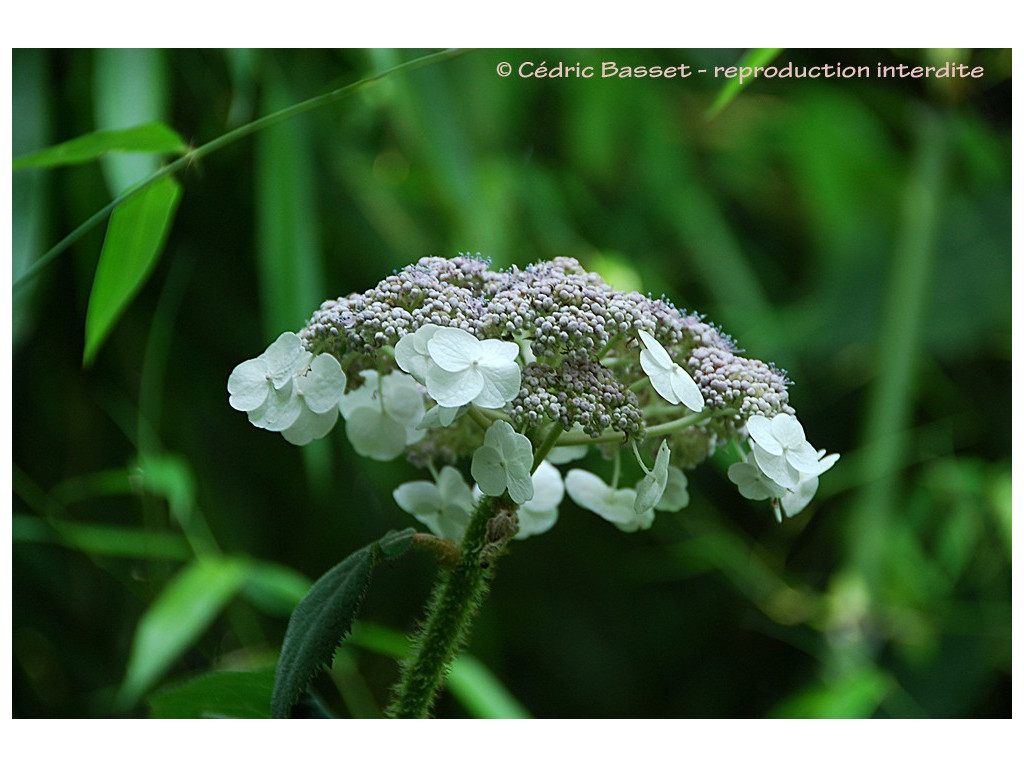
<box><xmin>634</xmin><ymin>441</ymin><xmax>671</xmax><ymax>515</ymax></box>
<box><xmin>473</xmin><ymin>460</ymin><xmax>564</xmax><ymax>539</ymax></box>
<box><xmin>227</xmin><ymin>332</ymin><xmax>346</xmax><ymax>445</ymax></box>
<box><xmin>396</xmin><ymin>325</ymin><xmax>522</xmax><ymax>409</ymax></box>
<box><xmin>339</xmin><ymin>370</ymin><xmax>425</xmax><ymax>461</ymax></box>
<box><xmin>637</xmin><ymin>329</ymin><xmax>704</xmax><ymax>412</ymax></box>
<box><xmin>393</xmin><ymin>466</ymin><xmax>475</xmax><ymax>542</ymax></box>
<box><xmin>746</xmin><ymin>413</ymin><xmax>838</xmax><ymax>489</ymax></box>
<box><xmin>565</xmin><ymin>469</ymin><xmax>653</xmax><ymax>533</ymax></box>
<box><xmin>471</xmin><ymin>420</ymin><xmax>534</xmax><ymax>504</ymax></box>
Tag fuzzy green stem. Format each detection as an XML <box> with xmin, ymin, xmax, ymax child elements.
<box><xmin>554</xmin><ymin>407</ymin><xmax>738</xmax><ymax>446</ymax></box>
<box><xmin>386</xmin><ymin>495</ymin><xmax>511</xmax><ymax>718</ymax></box>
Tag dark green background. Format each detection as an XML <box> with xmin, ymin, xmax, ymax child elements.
<box><xmin>12</xmin><ymin>48</ymin><xmax>1011</xmax><ymax>718</ymax></box>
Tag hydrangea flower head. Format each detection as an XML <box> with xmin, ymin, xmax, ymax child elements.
<box><xmin>229</xmin><ymin>255</ymin><xmax>834</xmax><ymax>541</ymax></box>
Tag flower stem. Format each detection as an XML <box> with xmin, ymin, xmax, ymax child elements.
<box><xmin>386</xmin><ymin>495</ymin><xmax>511</xmax><ymax>718</ymax></box>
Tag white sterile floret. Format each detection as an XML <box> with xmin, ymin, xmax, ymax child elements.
<box><xmin>473</xmin><ymin>460</ymin><xmax>564</xmax><ymax>539</ymax></box>
<box><xmin>471</xmin><ymin>420</ymin><xmax>535</xmax><ymax>504</ymax></box>
<box><xmin>634</xmin><ymin>441</ymin><xmax>671</xmax><ymax>515</ymax></box>
<box><xmin>393</xmin><ymin>466</ymin><xmax>474</xmax><ymax>542</ymax></box>
<box><xmin>637</xmin><ymin>329</ymin><xmax>704</xmax><ymax>412</ymax></box>
<box><xmin>339</xmin><ymin>370</ymin><xmax>425</xmax><ymax>461</ymax></box>
<box><xmin>565</xmin><ymin>469</ymin><xmax>653</xmax><ymax>533</ymax></box>
<box><xmin>227</xmin><ymin>332</ymin><xmax>346</xmax><ymax>443</ymax></box>
<box><xmin>227</xmin><ymin>331</ymin><xmax>312</xmax><ymax>413</ymax></box>
<box><xmin>655</xmin><ymin>466</ymin><xmax>690</xmax><ymax>512</ymax></box>
<box><xmin>424</xmin><ymin>327</ymin><xmax>522</xmax><ymax>409</ymax></box>
<box><xmin>746</xmin><ymin>413</ymin><xmax>837</xmax><ymax>489</ymax></box>
<box><xmin>727</xmin><ymin>452</ymin><xmax>787</xmax><ymax>501</ymax></box>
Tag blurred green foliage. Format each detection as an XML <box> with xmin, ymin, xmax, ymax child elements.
<box><xmin>12</xmin><ymin>48</ymin><xmax>1010</xmax><ymax>718</ymax></box>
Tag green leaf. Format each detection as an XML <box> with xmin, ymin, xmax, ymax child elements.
<box><xmin>771</xmin><ymin>667</ymin><xmax>891</xmax><ymax>718</ymax></box>
<box><xmin>83</xmin><ymin>175</ymin><xmax>182</xmax><ymax>366</ymax></box>
<box><xmin>270</xmin><ymin>529</ymin><xmax>416</xmax><ymax>718</ymax></box>
<box><xmin>148</xmin><ymin>666</ymin><xmax>276</xmax><ymax>719</ymax></box>
<box><xmin>12</xmin><ymin>515</ymin><xmax>190</xmax><ymax>561</ymax></box>
<box><xmin>118</xmin><ymin>557</ymin><xmax>248</xmax><ymax>709</ymax></box>
<box><xmin>706</xmin><ymin>48</ymin><xmax>783</xmax><ymax>118</ymax></box>
<box><xmin>13</xmin><ymin>123</ymin><xmax>185</xmax><ymax>170</ymax></box>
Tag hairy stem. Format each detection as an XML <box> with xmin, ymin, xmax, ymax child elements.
<box><xmin>386</xmin><ymin>495</ymin><xmax>512</xmax><ymax>718</ymax></box>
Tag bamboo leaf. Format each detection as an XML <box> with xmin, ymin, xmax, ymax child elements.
<box><xmin>706</xmin><ymin>48</ymin><xmax>783</xmax><ymax>118</ymax></box>
<box><xmin>270</xmin><ymin>529</ymin><xmax>416</xmax><ymax>718</ymax></box>
<box><xmin>83</xmin><ymin>175</ymin><xmax>182</xmax><ymax>366</ymax></box>
<box><xmin>12</xmin><ymin>123</ymin><xmax>185</xmax><ymax>170</ymax></box>
<box><xmin>118</xmin><ymin>557</ymin><xmax>248</xmax><ymax>709</ymax></box>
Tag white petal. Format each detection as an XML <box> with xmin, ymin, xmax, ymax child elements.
<box><xmin>471</xmin><ymin>445</ymin><xmax>507</xmax><ymax>497</ymax></box>
<box><xmin>227</xmin><ymin>358</ymin><xmax>270</xmax><ymax>412</ymax></box>
<box><xmin>426</xmin><ymin>366</ymin><xmax>484</xmax><ymax>408</ymax></box>
<box><xmin>514</xmin><ymin>506</ymin><xmax>558</xmax><ymax>539</ymax></box>
<box><xmin>746</xmin><ymin>415</ymin><xmax>782</xmax><ymax>454</ymax></box>
<box><xmin>338</xmin><ymin>371</ymin><xmax>380</xmax><ymax>418</ymax></box>
<box><xmin>393</xmin><ymin>481</ymin><xmax>443</xmax><ymax>517</ymax></box>
<box><xmin>345</xmin><ymin>407</ymin><xmax>408</xmax><ymax>461</ymax></box>
<box><xmin>394</xmin><ymin>333</ymin><xmax>428</xmax><ymax>379</ymax></box>
<box><xmin>786</xmin><ymin>441</ymin><xmax>824</xmax><ymax>475</ymax></box>
<box><xmin>262</xmin><ymin>332</ymin><xmax>311</xmax><ymax>387</ymax></box>
<box><xmin>381</xmin><ymin>372</ymin><xmax>426</xmax><ymax>426</ymax></box>
<box><xmin>817</xmin><ymin>452</ymin><xmax>840</xmax><ymax>474</ymax></box>
<box><xmin>727</xmin><ymin>461</ymin><xmax>776</xmax><ymax>501</ymax></box>
<box><xmin>780</xmin><ymin>475</ymin><xmax>819</xmax><ymax>518</ymax></box>
<box><xmin>506</xmin><ymin>467</ymin><xmax>534</xmax><ymax>505</ymax></box>
<box><xmin>437</xmin><ymin>466</ymin><xmax>475</xmax><ymax>512</ymax></box>
<box><xmin>281</xmin><ymin>406</ymin><xmax>339</xmax><ymax>445</ymax></box>
<box><xmin>751</xmin><ymin>443</ymin><xmax>801</xmax><ymax>489</ymax></box>
<box><xmin>297</xmin><ymin>354</ymin><xmax>346</xmax><ymax>414</ymax></box>
<box><xmin>523</xmin><ymin>461</ymin><xmax>564</xmax><ymax>513</ymax></box>
<box><xmin>478</xmin><ymin>338</ymin><xmax>520</xmax><ymax>363</ymax></box>
<box><xmin>547</xmin><ymin>445</ymin><xmax>589</xmax><ymax>464</ymax></box>
<box><xmin>564</xmin><ymin>469</ymin><xmax>610</xmax><ymax>513</ymax></box>
<box><xmin>474</xmin><ymin>359</ymin><xmax>522</xmax><ymax>408</ymax></box>
<box><xmin>427</xmin><ymin>327</ymin><xmax>479</xmax><ymax>372</ymax></box>
<box><xmin>670</xmin><ymin>366</ymin><xmax>705</xmax><ymax>412</ymax></box>
<box><xmin>642</xmin><ymin>358</ymin><xmax>681</xmax><ymax>405</ymax></box>
<box><xmin>637</xmin><ymin>329</ymin><xmax>672</xmax><ymax>367</ymax></box>
<box><xmin>771</xmin><ymin>414</ymin><xmax>806</xmax><ymax>447</ymax></box>
<box><xmin>248</xmin><ymin>381</ymin><xmax>302</xmax><ymax>432</ymax></box>
<box><xmin>433</xmin><ymin>505</ymin><xmax>472</xmax><ymax>542</ymax></box>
